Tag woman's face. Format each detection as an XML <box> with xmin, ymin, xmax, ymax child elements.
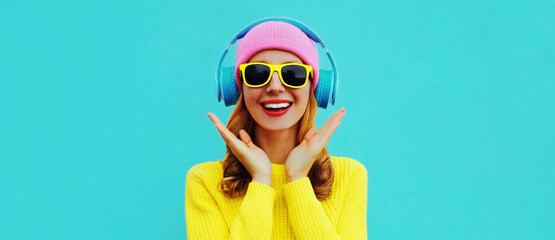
<box><xmin>242</xmin><ymin>50</ymin><xmax>311</xmax><ymax>131</ymax></box>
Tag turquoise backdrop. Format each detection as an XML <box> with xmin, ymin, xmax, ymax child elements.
<box><xmin>1</xmin><ymin>0</ymin><xmax>553</xmax><ymax>239</ymax></box>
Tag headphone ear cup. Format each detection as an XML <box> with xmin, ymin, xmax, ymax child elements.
<box><xmin>314</xmin><ymin>69</ymin><xmax>332</xmax><ymax>109</ymax></box>
<box><xmin>221</xmin><ymin>67</ymin><xmax>239</xmax><ymax>106</ymax></box>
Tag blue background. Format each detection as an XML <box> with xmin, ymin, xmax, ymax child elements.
<box><xmin>1</xmin><ymin>0</ymin><xmax>554</xmax><ymax>239</ymax></box>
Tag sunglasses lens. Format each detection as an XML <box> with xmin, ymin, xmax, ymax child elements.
<box><xmin>281</xmin><ymin>65</ymin><xmax>307</xmax><ymax>87</ymax></box>
<box><xmin>244</xmin><ymin>64</ymin><xmax>271</xmax><ymax>86</ymax></box>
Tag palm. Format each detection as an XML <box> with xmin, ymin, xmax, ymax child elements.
<box><xmin>285</xmin><ymin>108</ymin><xmax>346</xmax><ymax>181</ymax></box>
<box><xmin>207</xmin><ymin>113</ymin><xmax>272</xmax><ymax>178</ymax></box>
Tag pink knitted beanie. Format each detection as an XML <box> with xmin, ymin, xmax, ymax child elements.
<box><xmin>235</xmin><ymin>21</ymin><xmax>319</xmax><ymax>92</ymax></box>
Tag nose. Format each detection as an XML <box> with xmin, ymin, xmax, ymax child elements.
<box><xmin>266</xmin><ymin>70</ymin><xmax>285</xmax><ymax>93</ymax></box>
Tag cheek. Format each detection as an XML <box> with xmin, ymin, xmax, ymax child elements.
<box><xmin>295</xmin><ymin>88</ymin><xmax>311</xmax><ymax>105</ymax></box>
<box><xmin>242</xmin><ymin>88</ymin><xmax>260</xmax><ymax>108</ymax></box>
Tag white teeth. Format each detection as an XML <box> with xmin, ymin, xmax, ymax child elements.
<box><xmin>263</xmin><ymin>102</ymin><xmax>291</xmax><ymax>109</ymax></box>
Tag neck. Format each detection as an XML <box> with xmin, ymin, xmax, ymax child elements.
<box><xmin>254</xmin><ymin>123</ymin><xmax>298</xmax><ymax>165</ymax></box>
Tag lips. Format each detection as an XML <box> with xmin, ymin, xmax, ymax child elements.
<box><xmin>260</xmin><ymin>99</ymin><xmax>293</xmax><ymax>104</ymax></box>
<box><xmin>261</xmin><ymin>103</ymin><xmax>292</xmax><ymax>116</ymax></box>
<box><xmin>260</xmin><ymin>99</ymin><xmax>293</xmax><ymax>117</ymax></box>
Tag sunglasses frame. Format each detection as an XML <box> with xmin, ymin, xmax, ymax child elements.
<box><xmin>239</xmin><ymin>62</ymin><xmax>313</xmax><ymax>89</ymax></box>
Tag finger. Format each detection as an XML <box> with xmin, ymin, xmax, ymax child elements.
<box><xmin>207</xmin><ymin>113</ymin><xmax>229</xmax><ymax>135</ymax></box>
<box><xmin>331</xmin><ymin>108</ymin><xmax>346</xmax><ymax>122</ymax></box>
<box><xmin>207</xmin><ymin>113</ymin><xmax>231</xmax><ymax>142</ymax></box>
<box><xmin>304</xmin><ymin>127</ymin><xmax>317</xmax><ymax>141</ymax></box>
<box><xmin>322</xmin><ymin>112</ymin><xmax>345</xmax><ymax>141</ymax></box>
<box><xmin>325</xmin><ymin>108</ymin><xmax>345</xmax><ymax>127</ymax></box>
<box><xmin>319</xmin><ymin>108</ymin><xmax>346</xmax><ymax>134</ymax></box>
<box><xmin>238</xmin><ymin>129</ymin><xmax>255</xmax><ymax>147</ymax></box>
<box><xmin>325</xmin><ymin>121</ymin><xmax>342</xmax><ymax>142</ymax></box>
<box><xmin>207</xmin><ymin>113</ymin><xmax>241</xmax><ymax>147</ymax></box>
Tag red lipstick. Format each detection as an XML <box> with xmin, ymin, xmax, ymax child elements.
<box><xmin>260</xmin><ymin>99</ymin><xmax>293</xmax><ymax>117</ymax></box>
<box><xmin>260</xmin><ymin>99</ymin><xmax>292</xmax><ymax>104</ymax></box>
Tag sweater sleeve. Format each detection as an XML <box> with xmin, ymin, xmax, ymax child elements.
<box><xmin>185</xmin><ymin>166</ymin><xmax>276</xmax><ymax>240</ymax></box>
<box><xmin>282</xmin><ymin>165</ymin><xmax>368</xmax><ymax>240</ymax></box>
<box><xmin>336</xmin><ymin>163</ymin><xmax>368</xmax><ymax>239</ymax></box>
<box><xmin>282</xmin><ymin>177</ymin><xmax>341</xmax><ymax>239</ymax></box>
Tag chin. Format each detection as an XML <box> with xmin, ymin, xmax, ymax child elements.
<box><xmin>258</xmin><ymin>121</ymin><xmax>297</xmax><ymax>131</ymax></box>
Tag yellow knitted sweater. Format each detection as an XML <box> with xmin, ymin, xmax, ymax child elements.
<box><xmin>185</xmin><ymin>156</ymin><xmax>368</xmax><ymax>239</ymax></box>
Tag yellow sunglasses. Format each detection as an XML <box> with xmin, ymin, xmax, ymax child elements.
<box><xmin>239</xmin><ymin>62</ymin><xmax>313</xmax><ymax>88</ymax></box>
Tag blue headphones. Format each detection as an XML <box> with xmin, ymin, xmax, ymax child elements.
<box><xmin>215</xmin><ymin>17</ymin><xmax>338</xmax><ymax>109</ymax></box>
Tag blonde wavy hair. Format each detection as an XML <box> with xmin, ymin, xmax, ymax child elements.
<box><xmin>218</xmin><ymin>89</ymin><xmax>334</xmax><ymax>201</ymax></box>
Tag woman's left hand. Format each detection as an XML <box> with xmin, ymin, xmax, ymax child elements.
<box><xmin>285</xmin><ymin>108</ymin><xmax>346</xmax><ymax>183</ymax></box>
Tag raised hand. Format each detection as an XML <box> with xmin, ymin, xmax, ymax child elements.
<box><xmin>284</xmin><ymin>108</ymin><xmax>346</xmax><ymax>183</ymax></box>
<box><xmin>207</xmin><ymin>113</ymin><xmax>272</xmax><ymax>185</ymax></box>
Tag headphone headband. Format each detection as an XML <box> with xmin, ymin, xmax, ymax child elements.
<box><xmin>232</xmin><ymin>18</ymin><xmax>325</xmax><ymax>47</ymax></box>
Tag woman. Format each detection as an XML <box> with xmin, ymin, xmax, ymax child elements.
<box><xmin>186</xmin><ymin>19</ymin><xmax>368</xmax><ymax>239</ymax></box>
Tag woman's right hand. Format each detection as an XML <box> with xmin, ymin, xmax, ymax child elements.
<box><xmin>207</xmin><ymin>112</ymin><xmax>272</xmax><ymax>184</ymax></box>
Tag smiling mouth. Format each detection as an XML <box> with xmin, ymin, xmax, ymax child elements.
<box><xmin>260</xmin><ymin>102</ymin><xmax>292</xmax><ymax>116</ymax></box>
<box><xmin>261</xmin><ymin>102</ymin><xmax>292</xmax><ymax>111</ymax></box>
